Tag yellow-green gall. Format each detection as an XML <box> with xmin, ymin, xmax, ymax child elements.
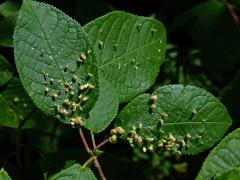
<box><xmin>115</xmin><ymin>127</ymin><xmax>125</xmax><ymax>134</ymax></box>
<box><xmin>109</xmin><ymin>135</ymin><xmax>117</xmax><ymax>144</ymax></box>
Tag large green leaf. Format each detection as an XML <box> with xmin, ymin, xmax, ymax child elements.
<box><xmin>0</xmin><ymin>78</ymin><xmax>39</xmax><ymax>129</ymax></box>
<box><xmin>85</xmin><ymin>77</ymin><xmax>119</xmax><ymax>133</ymax></box>
<box><xmin>0</xmin><ymin>168</ymin><xmax>12</xmax><ymax>180</ymax></box>
<box><xmin>196</xmin><ymin>128</ymin><xmax>240</xmax><ymax>180</ymax></box>
<box><xmin>48</xmin><ymin>163</ymin><xmax>96</xmax><ymax>180</ymax></box>
<box><xmin>215</xmin><ymin>169</ymin><xmax>240</xmax><ymax>180</ymax></box>
<box><xmin>0</xmin><ymin>54</ymin><xmax>13</xmax><ymax>86</ymax></box>
<box><xmin>84</xmin><ymin>11</ymin><xmax>166</xmax><ymax>103</ymax></box>
<box><xmin>14</xmin><ymin>0</ymin><xmax>98</xmax><ymax>124</ymax></box>
<box><xmin>117</xmin><ymin>85</ymin><xmax>232</xmax><ymax>155</ymax></box>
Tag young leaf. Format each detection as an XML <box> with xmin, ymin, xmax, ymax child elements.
<box><xmin>196</xmin><ymin>128</ymin><xmax>240</xmax><ymax>180</ymax></box>
<box><xmin>84</xmin><ymin>11</ymin><xmax>166</xmax><ymax>103</ymax></box>
<box><xmin>14</xmin><ymin>0</ymin><xmax>98</xmax><ymax>124</ymax></box>
<box><xmin>0</xmin><ymin>168</ymin><xmax>12</xmax><ymax>180</ymax></box>
<box><xmin>0</xmin><ymin>78</ymin><xmax>39</xmax><ymax>129</ymax></box>
<box><xmin>85</xmin><ymin>77</ymin><xmax>119</xmax><ymax>133</ymax></box>
<box><xmin>0</xmin><ymin>55</ymin><xmax>13</xmax><ymax>86</ymax></box>
<box><xmin>48</xmin><ymin>163</ymin><xmax>96</xmax><ymax>180</ymax></box>
<box><xmin>117</xmin><ymin>85</ymin><xmax>232</xmax><ymax>155</ymax></box>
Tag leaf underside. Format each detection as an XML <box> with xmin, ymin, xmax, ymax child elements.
<box><xmin>84</xmin><ymin>11</ymin><xmax>166</xmax><ymax>103</ymax></box>
<box><xmin>196</xmin><ymin>128</ymin><xmax>240</xmax><ymax>180</ymax></box>
<box><xmin>117</xmin><ymin>85</ymin><xmax>232</xmax><ymax>155</ymax></box>
<box><xmin>14</xmin><ymin>0</ymin><xmax>98</xmax><ymax>124</ymax></box>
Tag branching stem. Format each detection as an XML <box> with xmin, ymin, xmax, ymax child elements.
<box><xmin>78</xmin><ymin>127</ymin><xmax>110</xmax><ymax>180</ymax></box>
<box><xmin>94</xmin><ymin>139</ymin><xmax>109</xmax><ymax>151</ymax></box>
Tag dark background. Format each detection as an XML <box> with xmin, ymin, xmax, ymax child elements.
<box><xmin>0</xmin><ymin>0</ymin><xmax>240</xmax><ymax>179</ymax></box>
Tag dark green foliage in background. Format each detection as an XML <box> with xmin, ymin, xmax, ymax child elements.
<box><xmin>0</xmin><ymin>0</ymin><xmax>240</xmax><ymax>180</ymax></box>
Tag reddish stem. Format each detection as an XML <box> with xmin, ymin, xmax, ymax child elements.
<box><xmin>78</xmin><ymin>127</ymin><xmax>92</xmax><ymax>154</ymax></box>
<box><xmin>94</xmin><ymin>158</ymin><xmax>107</xmax><ymax>180</ymax></box>
<box><xmin>94</xmin><ymin>139</ymin><xmax>109</xmax><ymax>151</ymax></box>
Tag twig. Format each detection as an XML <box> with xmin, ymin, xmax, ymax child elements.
<box><xmin>82</xmin><ymin>156</ymin><xmax>95</xmax><ymax>168</ymax></box>
<box><xmin>77</xmin><ymin>127</ymin><xmax>108</xmax><ymax>179</ymax></box>
<box><xmin>94</xmin><ymin>139</ymin><xmax>109</xmax><ymax>151</ymax></box>
<box><xmin>94</xmin><ymin>157</ymin><xmax>107</xmax><ymax>180</ymax></box>
<box><xmin>78</xmin><ymin>127</ymin><xmax>92</xmax><ymax>154</ymax></box>
<box><xmin>91</xmin><ymin>131</ymin><xmax>96</xmax><ymax>149</ymax></box>
<box><xmin>18</xmin><ymin>108</ymin><xmax>36</xmax><ymax>129</ymax></box>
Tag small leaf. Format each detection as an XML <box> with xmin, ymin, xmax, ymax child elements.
<box><xmin>48</xmin><ymin>163</ymin><xmax>96</xmax><ymax>180</ymax></box>
<box><xmin>85</xmin><ymin>77</ymin><xmax>119</xmax><ymax>133</ymax></box>
<box><xmin>0</xmin><ymin>1</ymin><xmax>19</xmax><ymax>47</ymax></box>
<box><xmin>14</xmin><ymin>0</ymin><xmax>98</xmax><ymax>124</ymax></box>
<box><xmin>0</xmin><ymin>1</ymin><xmax>20</xmax><ymax>17</ymax></box>
<box><xmin>84</xmin><ymin>11</ymin><xmax>166</xmax><ymax>102</ymax></box>
<box><xmin>40</xmin><ymin>148</ymin><xmax>146</xmax><ymax>180</ymax></box>
<box><xmin>0</xmin><ymin>168</ymin><xmax>12</xmax><ymax>180</ymax></box>
<box><xmin>0</xmin><ymin>78</ymin><xmax>39</xmax><ymax>129</ymax></box>
<box><xmin>0</xmin><ymin>54</ymin><xmax>13</xmax><ymax>86</ymax></box>
<box><xmin>196</xmin><ymin>128</ymin><xmax>240</xmax><ymax>180</ymax></box>
<box><xmin>0</xmin><ymin>13</ymin><xmax>18</xmax><ymax>47</ymax></box>
<box><xmin>117</xmin><ymin>85</ymin><xmax>232</xmax><ymax>155</ymax></box>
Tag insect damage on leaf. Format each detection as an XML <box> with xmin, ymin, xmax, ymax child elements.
<box><xmin>14</xmin><ymin>0</ymin><xmax>98</xmax><ymax>125</ymax></box>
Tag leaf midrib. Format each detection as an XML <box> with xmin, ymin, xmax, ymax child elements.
<box><xmin>25</xmin><ymin>1</ymin><xmax>65</xmax><ymax>80</ymax></box>
<box><xmin>99</xmin><ymin>38</ymin><xmax>162</xmax><ymax>68</ymax></box>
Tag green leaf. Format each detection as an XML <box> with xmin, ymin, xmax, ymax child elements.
<box><xmin>84</xmin><ymin>11</ymin><xmax>166</xmax><ymax>103</ymax></box>
<box><xmin>196</xmin><ymin>128</ymin><xmax>240</xmax><ymax>180</ymax></box>
<box><xmin>14</xmin><ymin>0</ymin><xmax>98</xmax><ymax>124</ymax></box>
<box><xmin>0</xmin><ymin>78</ymin><xmax>39</xmax><ymax>129</ymax></box>
<box><xmin>191</xmin><ymin>0</ymin><xmax>240</xmax><ymax>75</ymax></box>
<box><xmin>0</xmin><ymin>1</ymin><xmax>19</xmax><ymax>47</ymax></box>
<box><xmin>117</xmin><ymin>85</ymin><xmax>232</xmax><ymax>155</ymax></box>
<box><xmin>0</xmin><ymin>12</ymin><xmax>18</xmax><ymax>47</ymax></box>
<box><xmin>40</xmin><ymin>148</ymin><xmax>146</xmax><ymax>180</ymax></box>
<box><xmin>215</xmin><ymin>169</ymin><xmax>240</xmax><ymax>180</ymax></box>
<box><xmin>0</xmin><ymin>54</ymin><xmax>13</xmax><ymax>86</ymax></box>
<box><xmin>0</xmin><ymin>168</ymin><xmax>12</xmax><ymax>180</ymax></box>
<box><xmin>0</xmin><ymin>1</ymin><xmax>20</xmax><ymax>17</ymax></box>
<box><xmin>48</xmin><ymin>163</ymin><xmax>96</xmax><ymax>180</ymax></box>
<box><xmin>85</xmin><ymin>77</ymin><xmax>119</xmax><ymax>133</ymax></box>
